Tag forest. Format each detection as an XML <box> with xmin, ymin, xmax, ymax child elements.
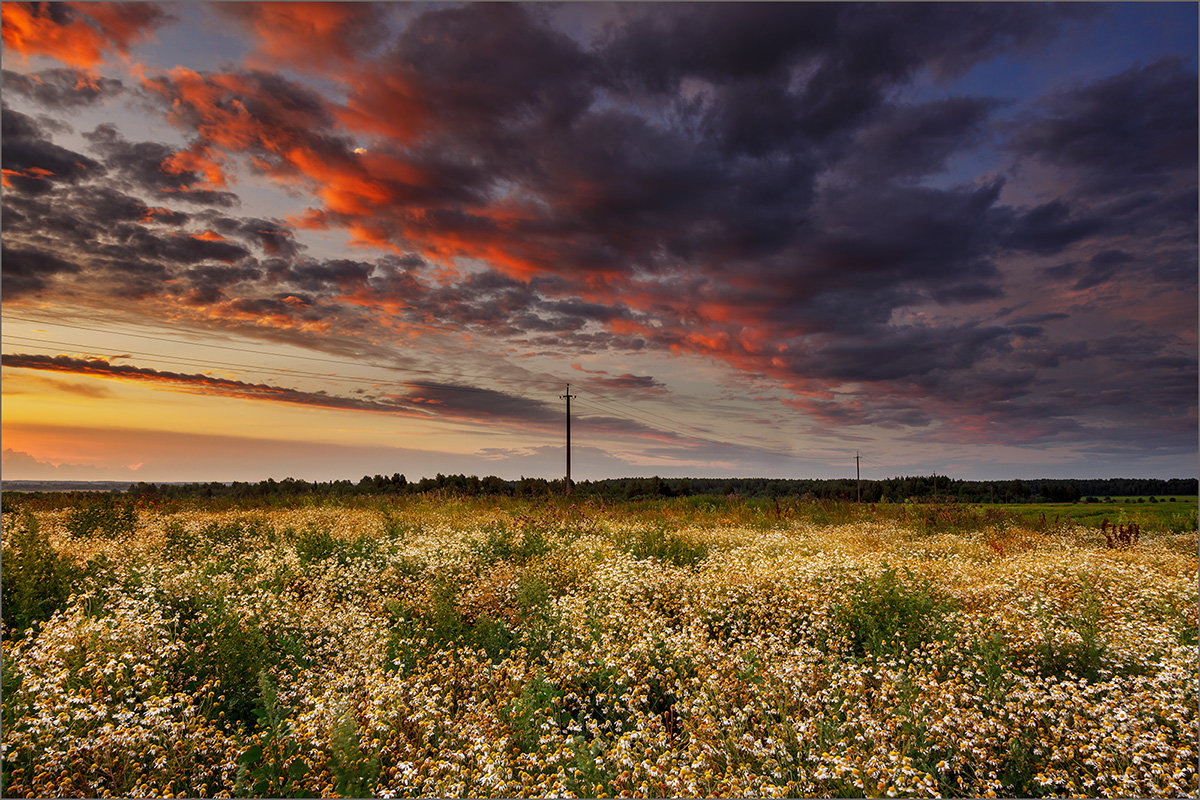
<box><xmin>100</xmin><ymin>474</ymin><xmax>1198</xmax><ymax>503</ymax></box>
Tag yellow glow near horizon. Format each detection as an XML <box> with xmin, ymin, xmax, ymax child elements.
<box><xmin>0</xmin><ymin>367</ymin><xmax>538</xmax><ymax>459</ymax></box>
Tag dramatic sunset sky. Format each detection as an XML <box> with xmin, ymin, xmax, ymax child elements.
<box><xmin>2</xmin><ymin>2</ymin><xmax>1196</xmax><ymax>483</ymax></box>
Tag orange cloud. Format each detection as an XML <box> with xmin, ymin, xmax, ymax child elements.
<box><xmin>1</xmin><ymin>2</ymin><xmax>168</xmax><ymax>68</ymax></box>
<box><xmin>216</xmin><ymin>2</ymin><xmax>387</xmax><ymax>71</ymax></box>
<box><xmin>336</xmin><ymin>73</ymin><xmax>430</xmax><ymax>142</ymax></box>
<box><xmin>161</xmin><ymin>144</ymin><xmax>228</xmax><ymax>189</ymax></box>
<box><xmin>142</xmin><ymin>205</ymin><xmax>179</xmax><ymax>223</ymax></box>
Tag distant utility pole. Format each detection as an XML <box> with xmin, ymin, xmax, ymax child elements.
<box><xmin>561</xmin><ymin>383</ymin><xmax>576</xmax><ymax>491</ymax></box>
<box><xmin>856</xmin><ymin>451</ymin><xmax>861</xmax><ymax>503</ymax></box>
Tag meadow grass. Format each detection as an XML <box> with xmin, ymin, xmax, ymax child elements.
<box><xmin>996</xmin><ymin>499</ymin><xmax>1198</xmax><ymax>535</ymax></box>
<box><xmin>2</xmin><ymin>495</ymin><xmax>1195</xmax><ymax>797</ymax></box>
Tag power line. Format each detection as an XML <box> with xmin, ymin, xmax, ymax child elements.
<box><xmin>6</xmin><ymin>333</ymin><xmax>801</xmax><ymax>461</ymax></box>
<box><xmin>1</xmin><ymin>333</ymin><xmax>550</xmax><ymax>397</ymax></box>
<box><xmin>574</xmin><ymin>386</ymin><xmax>720</xmax><ymax>441</ymax></box>
<box><xmin>572</xmin><ymin>391</ymin><xmax>801</xmax><ymax>460</ymax></box>
<box><xmin>3</xmin><ymin>320</ymin><xmax>807</xmax><ymax>465</ymax></box>
<box><xmin>574</xmin><ymin>386</ymin><xmax>814</xmax><ymax>463</ymax></box>
<box><xmin>571</xmin><ymin>388</ymin><xmax>734</xmax><ymax>442</ymax></box>
<box><xmin>2</xmin><ymin>336</ymin><xmax>489</xmax><ymax>394</ymax></box>
<box><xmin>4</xmin><ymin>335</ymin><xmax>368</xmax><ymax>383</ymax></box>
<box><xmin>2</xmin><ymin>315</ymin><xmax>565</xmax><ymax>389</ymax></box>
<box><xmin>572</xmin><ymin>396</ymin><xmax>799</xmax><ymax>461</ymax></box>
<box><xmin>572</xmin><ymin>395</ymin><xmax>742</xmax><ymax>448</ymax></box>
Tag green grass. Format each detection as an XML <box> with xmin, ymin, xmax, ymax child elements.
<box><xmin>997</xmin><ymin>500</ymin><xmax>1197</xmax><ymax>534</ymax></box>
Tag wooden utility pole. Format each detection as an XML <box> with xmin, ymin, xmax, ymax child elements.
<box><xmin>561</xmin><ymin>383</ymin><xmax>576</xmax><ymax>491</ymax></box>
<box><xmin>856</xmin><ymin>451</ymin><xmax>861</xmax><ymax>503</ymax></box>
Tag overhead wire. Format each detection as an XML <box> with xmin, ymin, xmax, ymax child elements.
<box><xmin>572</xmin><ymin>392</ymin><xmax>711</xmax><ymax>437</ymax></box>
<box><xmin>3</xmin><ymin>322</ymin><xmax>804</xmax><ymax>463</ymax></box>
<box><xmin>573</xmin><ymin>385</ymin><xmax>814</xmax><ymax>462</ymax></box>
<box><xmin>1</xmin><ymin>330</ymin><xmax>557</xmax><ymax>396</ymax></box>
<box><xmin>3</xmin><ymin>335</ymin><xmax>414</xmax><ymax>390</ymax></box>
<box><xmin>2</xmin><ymin>315</ymin><xmax>566</xmax><ymax>389</ymax></box>
<box><xmin>571</xmin><ymin>387</ymin><xmax>804</xmax><ymax>460</ymax></box>
<box><xmin>572</xmin><ymin>396</ymin><xmax>800</xmax><ymax>461</ymax></box>
<box><xmin>573</xmin><ymin>386</ymin><xmax>721</xmax><ymax>440</ymax></box>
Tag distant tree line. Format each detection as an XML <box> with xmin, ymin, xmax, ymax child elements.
<box><xmin>122</xmin><ymin>474</ymin><xmax>1197</xmax><ymax>503</ymax></box>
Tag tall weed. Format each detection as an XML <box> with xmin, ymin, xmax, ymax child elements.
<box><xmin>64</xmin><ymin>496</ymin><xmax>137</xmax><ymax>539</ymax></box>
<box><xmin>1032</xmin><ymin>578</ymin><xmax>1110</xmax><ymax>682</ymax></box>
<box><xmin>330</xmin><ymin>710</ymin><xmax>379</xmax><ymax>798</ymax></box>
<box><xmin>620</xmin><ymin>525</ymin><xmax>709</xmax><ymax>568</ymax></box>
<box><xmin>1</xmin><ymin>513</ymin><xmax>78</xmax><ymax>640</ymax></box>
<box><xmin>830</xmin><ymin>563</ymin><xmax>959</xmax><ymax>659</ymax></box>
<box><xmin>471</xmin><ymin>523</ymin><xmax>551</xmax><ymax>566</ymax></box>
<box><xmin>234</xmin><ymin>672</ymin><xmax>310</xmax><ymax>797</ymax></box>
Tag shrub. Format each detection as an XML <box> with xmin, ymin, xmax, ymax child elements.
<box><xmin>471</xmin><ymin>523</ymin><xmax>551</xmax><ymax>566</ymax></box>
<box><xmin>293</xmin><ymin>524</ymin><xmax>381</xmax><ymax>567</ymax></box>
<box><xmin>1</xmin><ymin>513</ymin><xmax>78</xmax><ymax>640</ymax></box>
<box><xmin>294</xmin><ymin>525</ymin><xmax>340</xmax><ymax>565</ymax></box>
<box><xmin>172</xmin><ymin>594</ymin><xmax>307</xmax><ymax>727</ymax></box>
<box><xmin>64</xmin><ymin>496</ymin><xmax>137</xmax><ymax>539</ymax></box>
<box><xmin>621</xmin><ymin>525</ymin><xmax>709</xmax><ymax>568</ymax></box>
<box><xmin>1033</xmin><ymin>580</ymin><xmax>1109</xmax><ymax>682</ymax></box>
<box><xmin>162</xmin><ymin>520</ymin><xmax>200</xmax><ymax>560</ymax></box>
<box><xmin>200</xmin><ymin>516</ymin><xmax>271</xmax><ymax>546</ymax></box>
<box><xmin>830</xmin><ymin>563</ymin><xmax>959</xmax><ymax>659</ymax></box>
<box><xmin>509</xmin><ymin>672</ymin><xmax>564</xmax><ymax>752</ymax></box>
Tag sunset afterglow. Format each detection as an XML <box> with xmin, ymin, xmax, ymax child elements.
<box><xmin>2</xmin><ymin>2</ymin><xmax>1196</xmax><ymax>482</ymax></box>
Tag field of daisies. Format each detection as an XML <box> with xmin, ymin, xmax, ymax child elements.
<box><xmin>2</xmin><ymin>494</ymin><xmax>1196</xmax><ymax>798</ymax></box>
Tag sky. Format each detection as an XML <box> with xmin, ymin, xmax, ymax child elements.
<box><xmin>1</xmin><ymin>1</ymin><xmax>1197</xmax><ymax>484</ymax></box>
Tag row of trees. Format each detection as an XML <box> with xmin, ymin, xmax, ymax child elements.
<box><xmin>123</xmin><ymin>474</ymin><xmax>1197</xmax><ymax>503</ymax></box>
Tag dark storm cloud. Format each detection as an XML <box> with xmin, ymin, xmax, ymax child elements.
<box><xmin>82</xmin><ymin>124</ymin><xmax>239</xmax><ymax>206</ymax></box>
<box><xmin>839</xmin><ymin>97</ymin><xmax>1002</xmax><ymax>181</ymax></box>
<box><xmin>604</xmin><ymin>3</ymin><xmax>1088</xmax><ymax>152</ymax></box>
<box><xmin>181</xmin><ymin>264</ymin><xmax>263</xmax><ymax>302</ymax></box>
<box><xmin>997</xmin><ymin>56</ymin><xmax>1198</xmax><ymax>300</ymax></box>
<box><xmin>2</xmin><ymin>105</ymin><xmax>103</xmax><ymax>193</ymax></box>
<box><xmin>602</xmin><ymin>3</ymin><xmax>1079</xmax><ymax>96</ymax></box>
<box><xmin>0</xmin><ymin>111</ymin><xmax>295</xmax><ymax>304</ymax></box>
<box><xmin>353</xmin><ymin>3</ymin><xmax>594</xmax><ymax>136</ymax></box>
<box><xmin>283</xmin><ymin>259</ymin><xmax>373</xmax><ymax>293</ymax></box>
<box><xmin>2</xmin><ymin>68</ymin><xmax>124</xmax><ymax>108</ymax></box>
<box><xmin>807</xmin><ymin>323</ymin><xmax>1015</xmax><ymax>383</ymax></box>
<box><xmin>1008</xmin><ymin>58</ymin><xmax>1198</xmax><ymax>195</ymax></box>
<box><xmin>1</xmin><ymin>246</ymin><xmax>81</xmax><ymax>298</ymax></box>
<box><xmin>994</xmin><ymin>200</ymin><xmax>1108</xmax><ymax>256</ymax></box>
<box><xmin>1045</xmin><ymin>249</ymin><xmax>1133</xmax><ymax>291</ymax></box>
<box><xmin>804</xmin><ymin>180</ymin><xmax>1005</xmax><ymax>301</ymax></box>
<box><xmin>135</xmin><ymin>3</ymin><xmax>1074</xmax><ymax>324</ymax></box>
<box><xmin>399</xmin><ymin>381</ymin><xmax>558</xmax><ymax>426</ymax></box>
<box><xmin>200</xmin><ymin>215</ymin><xmax>301</xmax><ymax>258</ymax></box>
<box><xmin>102</xmin><ymin>227</ymin><xmax>251</xmax><ymax>267</ymax></box>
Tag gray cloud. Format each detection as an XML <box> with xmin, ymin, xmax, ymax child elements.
<box><xmin>2</xmin><ymin>68</ymin><xmax>124</xmax><ymax>108</ymax></box>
